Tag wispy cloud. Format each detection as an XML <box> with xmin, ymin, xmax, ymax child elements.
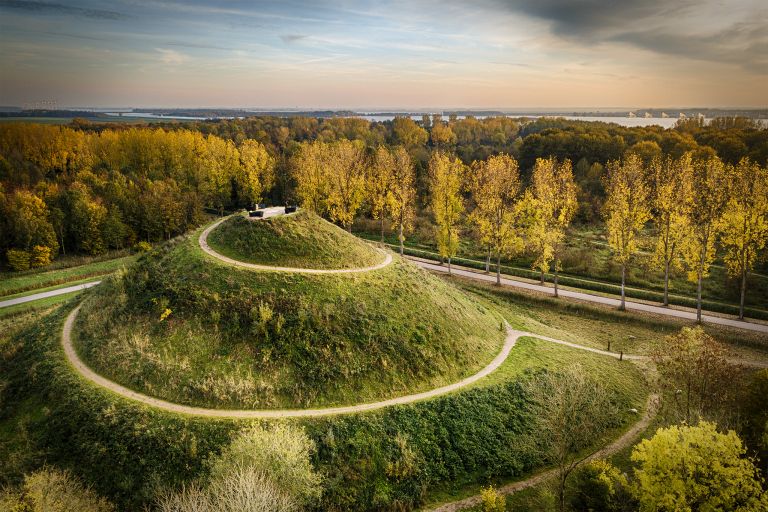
<box><xmin>0</xmin><ymin>0</ymin><xmax>127</xmax><ymax>20</ymax></box>
<box><xmin>155</xmin><ymin>48</ymin><xmax>190</xmax><ymax>65</ymax></box>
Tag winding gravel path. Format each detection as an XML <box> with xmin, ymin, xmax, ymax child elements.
<box><xmin>199</xmin><ymin>216</ymin><xmax>392</xmax><ymax>274</ymax></box>
<box><xmin>0</xmin><ymin>281</ymin><xmax>100</xmax><ymax>309</ymax></box>
<box><xmin>63</xmin><ymin>304</ymin><xmax>520</xmax><ymax>418</ymax></box>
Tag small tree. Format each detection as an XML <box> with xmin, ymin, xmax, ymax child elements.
<box><xmin>683</xmin><ymin>155</ymin><xmax>729</xmax><ymax>323</ymax></box>
<box><xmin>649</xmin><ymin>153</ymin><xmax>693</xmax><ymax>306</ymax></box>
<box><xmin>603</xmin><ymin>153</ymin><xmax>651</xmax><ymax>310</ymax></box>
<box><xmin>0</xmin><ymin>467</ymin><xmax>114</xmax><ymax>512</ymax></box>
<box><xmin>525</xmin><ymin>365</ymin><xmax>620</xmax><ymax>512</ymax></box>
<box><xmin>480</xmin><ymin>485</ymin><xmax>506</xmax><ymax>512</ymax></box>
<box><xmin>718</xmin><ymin>158</ymin><xmax>768</xmax><ymax>320</ymax></box>
<box><xmin>650</xmin><ymin>326</ymin><xmax>736</xmax><ymax>425</ymax></box>
<box><xmin>529</xmin><ymin>157</ymin><xmax>578</xmax><ymax>296</ymax></box>
<box><xmin>631</xmin><ymin>422</ymin><xmax>768</xmax><ymax>511</ymax></box>
<box><xmin>387</xmin><ymin>146</ymin><xmax>416</xmax><ymax>255</ymax></box>
<box><xmin>429</xmin><ymin>151</ymin><xmax>465</xmax><ymax>274</ymax></box>
<box><xmin>468</xmin><ymin>153</ymin><xmax>522</xmax><ymax>285</ymax></box>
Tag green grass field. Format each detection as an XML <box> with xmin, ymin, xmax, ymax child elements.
<box><xmin>0</xmin><ymin>254</ymin><xmax>136</xmax><ymax>297</ymax></box>
<box><xmin>207</xmin><ymin>211</ymin><xmax>385</xmax><ymax>269</ymax></box>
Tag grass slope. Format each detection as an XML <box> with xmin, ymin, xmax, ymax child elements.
<box><xmin>207</xmin><ymin>211</ymin><xmax>384</xmax><ymax>270</ymax></box>
<box><xmin>73</xmin><ymin>229</ymin><xmax>504</xmax><ymax>409</ymax></box>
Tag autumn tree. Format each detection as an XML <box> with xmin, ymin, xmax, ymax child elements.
<box><xmin>468</xmin><ymin>153</ymin><xmax>521</xmax><ymax>285</ymax></box>
<box><xmin>392</xmin><ymin>116</ymin><xmax>428</xmax><ymax>148</ymax></box>
<box><xmin>5</xmin><ymin>189</ymin><xmax>59</xmax><ymax>255</ymax></box>
<box><xmin>525</xmin><ymin>365</ymin><xmax>619</xmax><ymax>512</ymax></box>
<box><xmin>430</xmin><ymin>121</ymin><xmax>457</xmax><ymax>149</ymax></box>
<box><xmin>370</xmin><ymin>146</ymin><xmax>398</xmax><ymax>241</ymax></box>
<box><xmin>649</xmin><ymin>153</ymin><xmax>694</xmax><ymax>306</ymax></box>
<box><xmin>325</xmin><ymin>139</ymin><xmax>367</xmax><ymax>231</ymax></box>
<box><xmin>528</xmin><ymin>157</ymin><xmax>578</xmax><ymax>296</ymax></box>
<box><xmin>718</xmin><ymin>158</ymin><xmax>768</xmax><ymax>320</ymax></box>
<box><xmin>683</xmin><ymin>155</ymin><xmax>729</xmax><ymax>322</ymax></box>
<box><xmin>631</xmin><ymin>422</ymin><xmax>768</xmax><ymax>511</ymax></box>
<box><xmin>650</xmin><ymin>326</ymin><xmax>737</xmax><ymax>425</ymax></box>
<box><xmin>603</xmin><ymin>153</ymin><xmax>651</xmax><ymax>310</ymax></box>
<box><xmin>236</xmin><ymin>139</ymin><xmax>275</xmax><ymax>208</ymax></box>
<box><xmin>292</xmin><ymin>141</ymin><xmax>329</xmax><ymax>214</ymax></box>
<box><xmin>387</xmin><ymin>146</ymin><xmax>416</xmax><ymax>255</ymax></box>
<box><xmin>429</xmin><ymin>151</ymin><xmax>464</xmax><ymax>274</ymax></box>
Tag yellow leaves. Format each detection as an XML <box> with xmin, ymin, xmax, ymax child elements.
<box><xmin>159</xmin><ymin>308</ymin><xmax>172</xmax><ymax>321</ymax></box>
<box><xmin>604</xmin><ymin>153</ymin><xmax>651</xmax><ymax>265</ymax></box>
<box><xmin>429</xmin><ymin>152</ymin><xmax>465</xmax><ymax>259</ymax></box>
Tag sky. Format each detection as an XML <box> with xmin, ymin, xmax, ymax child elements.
<box><xmin>0</xmin><ymin>0</ymin><xmax>766</xmax><ymax>109</ymax></box>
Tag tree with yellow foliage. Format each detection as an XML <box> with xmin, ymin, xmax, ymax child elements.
<box><xmin>649</xmin><ymin>153</ymin><xmax>693</xmax><ymax>306</ymax></box>
<box><xmin>468</xmin><ymin>153</ymin><xmax>521</xmax><ymax>285</ymax></box>
<box><xmin>430</xmin><ymin>122</ymin><xmax>457</xmax><ymax>149</ymax></box>
<box><xmin>386</xmin><ymin>146</ymin><xmax>416</xmax><ymax>255</ymax></box>
<box><xmin>237</xmin><ymin>139</ymin><xmax>275</xmax><ymax>208</ymax></box>
<box><xmin>429</xmin><ymin>152</ymin><xmax>464</xmax><ymax>275</ymax></box>
<box><xmin>325</xmin><ymin>139</ymin><xmax>367</xmax><ymax>231</ymax></box>
<box><xmin>718</xmin><ymin>159</ymin><xmax>768</xmax><ymax>320</ymax></box>
<box><xmin>370</xmin><ymin>146</ymin><xmax>397</xmax><ymax>241</ymax></box>
<box><xmin>528</xmin><ymin>157</ymin><xmax>578</xmax><ymax>297</ymax></box>
<box><xmin>683</xmin><ymin>155</ymin><xmax>729</xmax><ymax>323</ymax></box>
<box><xmin>292</xmin><ymin>141</ymin><xmax>330</xmax><ymax>215</ymax></box>
<box><xmin>603</xmin><ymin>153</ymin><xmax>651</xmax><ymax>310</ymax></box>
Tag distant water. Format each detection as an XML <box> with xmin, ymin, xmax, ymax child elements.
<box><xmin>107</xmin><ymin>111</ymin><xmax>693</xmax><ymax>129</ymax></box>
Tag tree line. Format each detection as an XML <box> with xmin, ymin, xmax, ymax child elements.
<box><xmin>289</xmin><ymin>140</ymin><xmax>768</xmax><ymax>320</ymax></box>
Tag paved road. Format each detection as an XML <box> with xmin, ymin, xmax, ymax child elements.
<box><xmin>0</xmin><ymin>281</ymin><xmax>101</xmax><ymax>309</ymax></box>
<box><xmin>427</xmin><ymin>393</ymin><xmax>660</xmax><ymax>512</ymax></box>
<box><xmin>409</xmin><ymin>258</ymin><xmax>768</xmax><ymax>335</ymax></box>
<box><xmin>62</xmin><ymin>304</ymin><xmax>520</xmax><ymax>418</ymax></box>
<box><xmin>200</xmin><ymin>216</ymin><xmax>393</xmax><ymax>274</ymax></box>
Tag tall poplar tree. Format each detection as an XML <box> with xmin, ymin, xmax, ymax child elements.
<box><xmin>468</xmin><ymin>153</ymin><xmax>521</xmax><ymax>285</ymax></box>
<box><xmin>683</xmin><ymin>155</ymin><xmax>729</xmax><ymax>323</ymax></box>
<box><xmin>529</xmin><ymin>157</ymin><xmax>578</xmax><ymax>297</ymax></box>
<box><xmin>603</xmin><ymin>153</ymin><xmax>651</xmax><ymax>310</ymax></box>
<box><xmin>650</xmin><ymin>153</ymin><xmax>693</xmax><ymax>306</ymax></box>
<box><xmin>387</xmin><ymin>146</ymin><xmax>416</xmax><ymax>256</ymax></box>
<box><xmin>718</xmin><ymin>159</ymin><xmax>768</xmax><ymax>320</ymax></box>
<box><xmin>326</xmin><ymin>139</ymin><xmax>367</xmax><ymax>231</ymax></box>
<box><xmin>370</xmin><ymin>146</ymin><xmax>397</xmax><ymax>241</ymax></box>
<box><xmin>429</xmin><ymin>152</ymin><xmax>464</xmax><ymax>275</ymax></box>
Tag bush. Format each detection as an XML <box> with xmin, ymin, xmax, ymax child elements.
<box><xmin>134</xmin><ymin>241</ymin><xmax>152</xmax><ymax>252</ymax></box>
<box><xmin>480</xmin><ymin>485</ymin><xmax>506</xmax><ymax>512</ymax></box>
<box><xmin>208</xmin><ymin>423</ymin><xmax>322</xmax><ymax>506</ymax></box>
<box><xmin>0</xmin><ymin>468</ymin><xmax>114</xmax><ymax>512</ymax></box>
<box><xmin>631</xmin><ymin>422</ymin><xmax>768</xmax><ymax>511</ymax></box>
<box><xmin>570</xmin><ymin>460</ymin><xmax>633</xmax><ymax>512</ymax></box>
<box><xmin>6</xmin><ymin>249</ymin><xmax>31</xmax><ymax>271</ymax></box>
<box><xmin>29</xmin><ymin>245</ymin><xmax>52</xmax><ymax>268</ymax></box>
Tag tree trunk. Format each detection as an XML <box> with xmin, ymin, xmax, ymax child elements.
<box><xmin>554</xmin><ymin>264</ymin><xmax>559</xmax><ymax>298</ymax></box>
<box><xmin>485</xmin><ymin>247</ymin><xmax>491</xmax><ymax>274</ymax></box>
<box><xmin>398</xmin><ymin>224</ymin><xmax>404</xmax><ymax>256</ymax></box>
<box><xmin>558</xmin><ymin>476</ymin><xmax>566</xmax><ymax>512</ymax></box>
<box><xmin>496</xmin><ymin>253</ymin><xmax>501</xmax><ymax>285</ymax></box>
<box><xmin>540</xmin><ymin>268</ymin><xmax>545</xmax><ymax>285</ymax></box>
<box><xmin>739</xmin><ymin>268</ymin><xmax>747</xmax><ymax>320</ymax></box>
<box><xmin>380</xmin><ymin>216</ymin><xmax>385</xmax><ymax>243</ymax></box>
<box><xmin>663</xmin><ymin>260</ymin><xmax>670</xmax><ymax>307</ymax></box>
<box><xmin>619</xmin><ymin>264</ymin><xmax>626</xmax><ymax>311</ymax></box>
<box><xmin>448</xmin><ymin>256</ymin><xmax>452</xmax><ymax>275</ymax></box>
<box><xmin>347</xmin><ymin>224</ymin><xmax>352</xmax><ymax>233</ymax></box>
<box><xmin>696</xmin><ymin>264</ymin><xmax>704</xmax><ymax>323</ymax></box>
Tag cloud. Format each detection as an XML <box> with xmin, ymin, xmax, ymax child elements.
<box><xmin>155</xmin><ymin>48</ymin><xmax>190</xmax><ymax>65</ymax></box>
<box><xmin>0</xmin><ymin>0</ymin><xmax>127</xmax><ymax>20</ymax></box>
<box><xmin>280</xmin><ymin>34</ymin><xmax>308</xmax><ymax>44</ymax></box>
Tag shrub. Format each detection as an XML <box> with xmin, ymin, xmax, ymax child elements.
<box><xmin>631</xmin><ymin>422</ymin><xmax>768</xmax><ymax>511</ymax></box>
<box><xmin>134</xmin><ymin>241</ymin><xmax>152</xmax><ymax>252</ymax></box>
<box><xmin>570</xmin><ymin>459</ymin><xmax>632</xmax><ymax>512</ymax></box>
<box><xmin>480</xmin><ymin>485</ymin><xmax>506</xmax><ymax>512</ymax></box>
<box><xmin>0</xmin><ymin>467</ymin><xmax>114</xmax><ymax>512</ymax></box>
<box><xmin>6</xmin><ymin>249</ymin><xmax>31</xmax><ymax>271</ymax></box>
<box><xmin>208</xmin><ymin>423</ymin><xmax>322</xmax><ymax>506</ymax></box>
<box><xmin>29</xmin><ymin>245</ymin><xmax>52</xmax><ymax>268</ymax></box>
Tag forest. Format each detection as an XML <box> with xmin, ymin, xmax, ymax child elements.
<box><xmin>1</xmin><ymin>115</ymin><xmax>766</xmax><ymax>317</ymax></box>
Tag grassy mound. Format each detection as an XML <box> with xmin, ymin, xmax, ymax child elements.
<box><xmin>206</xmin><ymin>211</ymin><xmax>384</xmax><ymax>269</ymax></box>
<box><xmin>72</xmin><ymin>226</ymin><xmax>504</xmax><ymax>409</ymax></box>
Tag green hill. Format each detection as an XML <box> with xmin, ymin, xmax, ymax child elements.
<box><xmin>205</xmin><ymin>211</ymin><xmax>385</xmax><ymax>269</ymax></box>
<box><xmin>72</xmin><ymin>217</ymin><xmax>505</xmax><ymax>409</ymax></box>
